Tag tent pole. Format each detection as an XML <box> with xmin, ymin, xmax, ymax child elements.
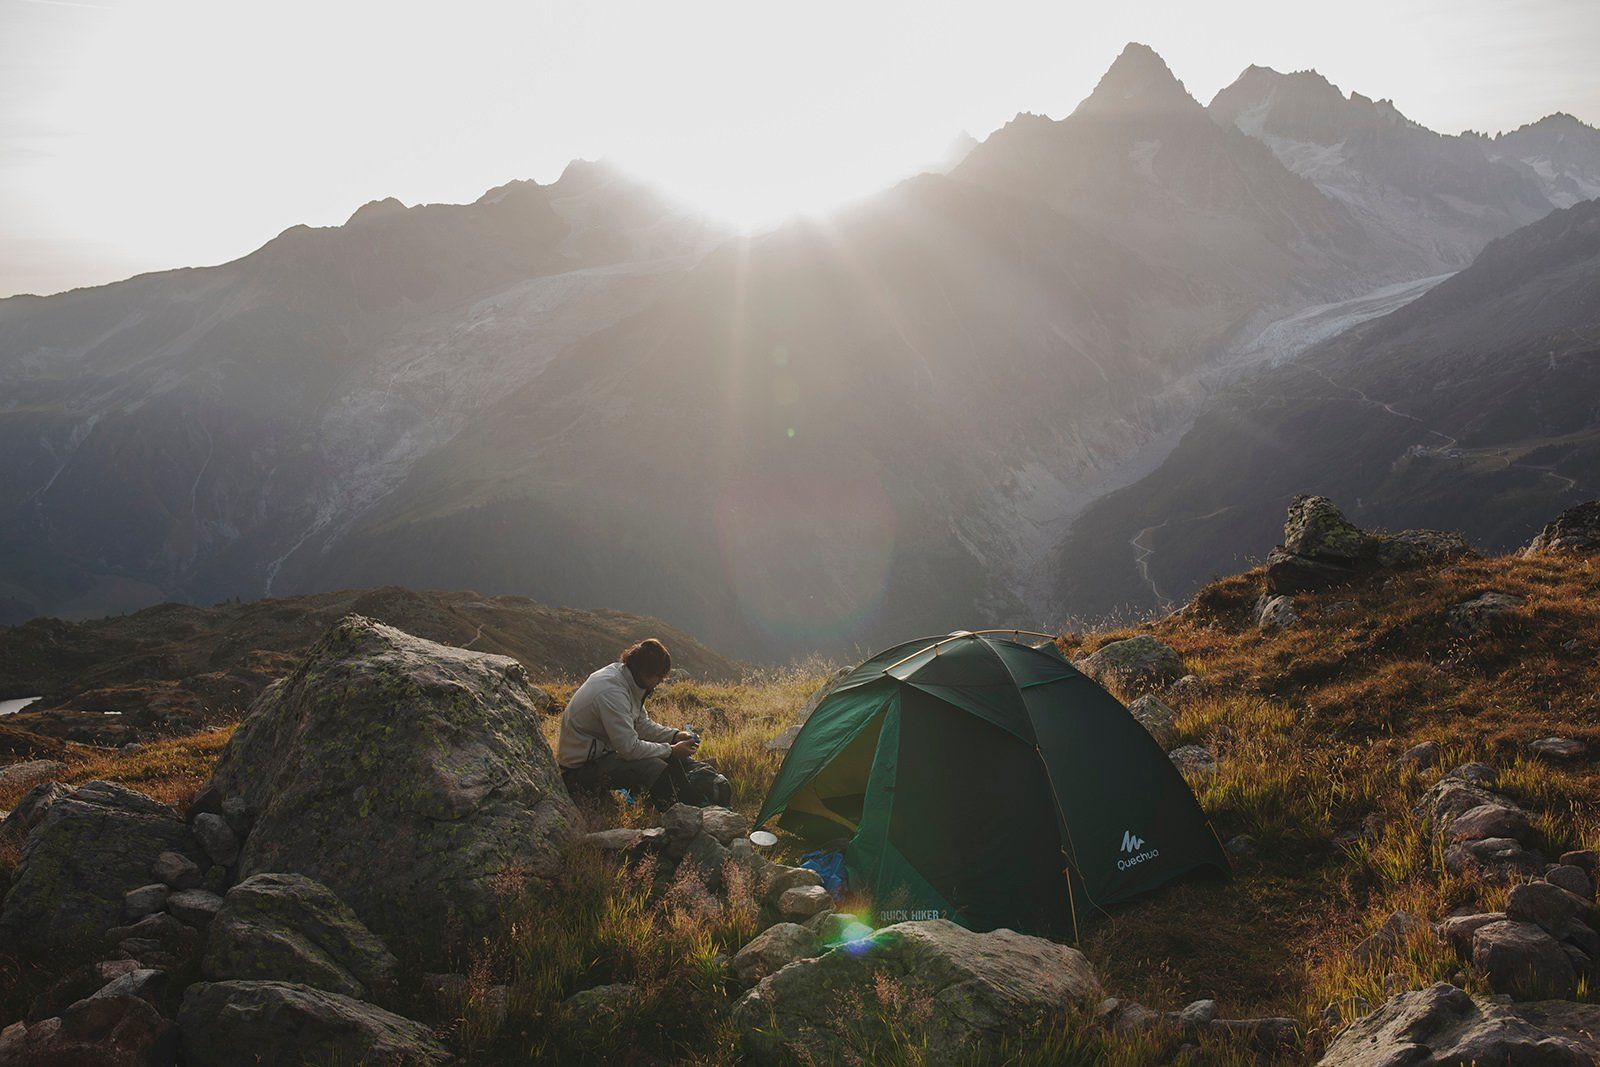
<box><xmin>881</xmin><ymin>629</ymin><xmax>1059</xmax><ymax>674</ymax></box>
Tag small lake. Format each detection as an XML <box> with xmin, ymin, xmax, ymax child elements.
<box><xmin>0</xmin><ymin>697</ymin><xmax>40</xmax><ymax>716</ymax></box>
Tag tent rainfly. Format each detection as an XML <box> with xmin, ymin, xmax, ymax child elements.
<box><xmin>755</xmin><ymin>631</ymin><xmax>1230</xmax><ymax>940</ymax></box>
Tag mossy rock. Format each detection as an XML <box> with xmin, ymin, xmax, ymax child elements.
<box><xmin>201</xmin><ymin>615</ymin><xmax>579</xmax><ymax>968</ymax></box>
<box><xmin>0</xmin><ymin>780</ymin><xmax>202</xmax><ymax>959</ymax></box>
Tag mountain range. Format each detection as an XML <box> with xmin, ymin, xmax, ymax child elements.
<box><xmin>3</xmin><ymin>44</ymin><xmax>1598</xmax><ymax>656</ymax></box>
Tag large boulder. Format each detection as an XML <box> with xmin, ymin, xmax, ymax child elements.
<box><xmin>1525</xmin><ymin>501</ymin><xmax>1600</xmax><ymax>556</ymax></box>
<box><xmin>1075</xmin><ymin>636</ymin><xmax>1183</xmax><ymax>693</ymax></box>
<box><xmin>1320</xmin><ymin>982</ymin><xmax>1600</xmax><ymax>1065</ymax></box>
<box><xmin>0</xmin><ymin>781</ymin><xmax>201</xmax><ymax>957</ymax></box>
<box><xmin>731</xmin><ymin>919</ymin><xmax>1101</xmax><ymax>1063</ymax></box>
<box><xmin>204</xmin><ymin>873</ymin><xmax>399</xmax><ymax>1003</ymax></box>
<box><xmin>199</xmin><ymin>616</ymin><xmax>579</xmax><ymax>966</ymax></box>
<box><xmin>178</xmin><ymin>980</ymin><xmax>451</xmax><ymax>1066</ymax></box>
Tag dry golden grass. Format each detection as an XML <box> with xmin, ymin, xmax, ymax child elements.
<box><xmin>4</xmin><ymin>550</ymin><xmax>1598</xmax><ymax>1061</ymax></box>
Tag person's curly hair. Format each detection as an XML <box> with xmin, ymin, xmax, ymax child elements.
<box><xmin>620</xmin><ymin>638</ymin><xmax>671</xmax><ymax>677</ymax></box>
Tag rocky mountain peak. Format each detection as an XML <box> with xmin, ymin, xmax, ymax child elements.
<box><xmin>344</xmin><ymin>197</ymin><xmax>408</xmax><ymax>227</ymax></box>
<box><xmin>1071</xmin><ymin>42</ymin><xmax>1203</xmax><ymax>121</ymax></box>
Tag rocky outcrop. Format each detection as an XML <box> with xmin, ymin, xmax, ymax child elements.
<box><xmin>1524</xmin><ymin>501</ymin><xmax>1600</xmax><ymax>555</ymax></box>
<box><xmin>204</xmin><ymin>873</ymin><xmax>398</xmax><ymax>1003</ymax></box>
<box><xmin>1075</xmin><ymin>635</ymin><xmax>1184</xmax><ymax>693</ymax></box>
<box><xmin>0</xmin><ymin>781</ymin><xmax>202</xmax><ymax>958</ymax></box>
<box><xmin>1320</xmin><ymin>982</ymin><xmax>1600</xmax><ymax>1064</ymax></box>
<box><xmin>731</xmin><ymin>919</ymin><xmax>1101</xmax><ymax>1063</ymax></box>
<box><xmin>177</xmin><ymin>980</ymin><xmax>451</xmax><ymax>1066</ymax></box>
<box><xmin>197</xmin><ymin>616</ymin><xmax>579</xmax><ymax>967</ymax></box>
<box><xmin>1265</xmin><ymin>495</ymin><xmax>1472</xmax><ymax>595</ymax></box>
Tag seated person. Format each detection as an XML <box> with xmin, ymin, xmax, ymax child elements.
<box><xmin>558</xmin><ymin>638</ymin><xmax>707</xmax><ymax>808</ymax></box>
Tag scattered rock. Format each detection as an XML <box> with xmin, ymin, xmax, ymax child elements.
<box><xmin>1437</xmin><ymin>912</ymin><xmax>1505</xmax><ymax>958</ymax></box>
<box><xmin>1444</xmin><ymin>836</ymin><xmax>1543</xmax><ymax>879</ymax></box>
<box><xmin>661</xmin><ymin>803</ymin><xmax>704</xmax><ymax>859</ymax></box>
<box><xmin>123</xmin><ymin>884</ymin><xmax>170</xmax><ymax>921</ymax></box>
<box><xmin>682</xmin><ymin>831</ymin><xmax>730</xmax><ymax>893</ymax></box>
<box><xmin>1127</xmin><ymin>695</ymin><xmax>1179</xmax><ymax>750</ymax></box>
<box><xmin>1561</xmin><ymin>850</ymin><xmax>1599</xmax><ymax>875</ymax></box>
<box><xmin>1448</xmin><ymin>803</ymin><xmax>1534</xmax><ymax>844</ymax></box>
<box><xmin>204</xmin><ymin>872</ymin><xmax>399</xmax><ymax>1004</ymax></box>
<box><xmin>152</xmin><ymin>850</ymin><xmax>202</xmax><ymax>890</ymax></box>
<box><xmin>106</xmin><ymin>911</ymin><xmax>200</xmax><ymax>969</ymax></box>
<box><xmin>1373</xmin><ymin>529</ymin><xmax>1471</xmax><ymax>569</ymax></box>
<box><xmin>192</xmin><ymin>812</ymin><xmax>240</xmax><ymax>867</ymax></box>
<box><xmin>0</xmin><ymin>760</ymin><xmax>65</xmax><ymax>794</ymax></box>
<box><xmin>27</xmin><ymin>959</ymin><xmax>141</xmax><ymax>1023</ymax></box>
<box><xmin>1168</xmin><ymin>744</ymin><xmax>1218</xmax><ymax>778</ymax></box>
<box><xmin>178</xmin><ymin>980</ymin><xmax>450</xmax><ymax>1066</ymax></box>
<box><xmin>1257</xmin><ymin>595</ymin><xmax>1299</xmax><ymax>631</ymax></box>
<box><xmin>1548</xmin><ymin>864</ymin><xmax>1596</xmax><ymax>900</ymax></box>
<box><xmin>762</xmin><ymin>865</ymin><xmax>823</xmax><ymax>908</ymax></box>
<box><xmin>0</xmin><ymin>781</ymin><xmax>69</xmax><ymax>849</ymax></box>
<box><xmin>0</xmin><ymin>780</ymin><xmax>201</xmax><ymax>958</ymax></box>
<box><xmin>559</xmin><ymin>983</ymin><xmax>642</xmax><ymax>1030</ymax></box>
<box><xmin>167</xmin><ymin>888</ymin><xmax>224</xmax><ymax>928</ymax></box>
<box><xmin>1320</xmin><ymin>982</ymin><xmax>1600</xmax><ymax>1065</ymax></box>
<box><xmin>699</xmin><ymin>806</ymin><xmax>750</xmax><ymax>847</ymax></box>
<box><xmin>1076</xmin><ymin>636</ymin><xmax>1184</xmax><ymax>693</ymax></box>
<box><xmin>1393</xmin><ymin>740</ymin><xmax>1439</xmax><ymax>772</ymax></box>
<box><xmin>1226</xmin><ymin>834</ymin><xmax>1257</xmax><ymax>858</ymax></box>
<box><xmin>93</xmin><ymin>968</ymin><xmax>168</xmax><ymax>1008</ymax></box>
<box><xmin>777</xmin><ymin>885</ymin><xmax>832</xmax><ymax>922</ymax></box>
<box><xmin>0</xmin><ymin>993</ymin><xmax>176</xmax><ymax>1067</ymax></box>
<box><xmin>1447</xmin><ymin>592</ymin><xmax>1525</xmax><ymax>635</ymax></box>
<box><xmin>727</xmin><ymin>923</ymin><xmax>822</xmax><ymax>989</ymax></box>
<box><xmin>1472</xmin><ymin>919</ymin><xmax>1577</xmax><ymax>1000</ymax></box>
<box><xmin>1530</xmin><ymin>736</ymin><xmax>1587</xmax><ymax>762</ymax></box>
<box><xmin>198</xmin><ymin>616</ymin><xmax>580</xmax><ymax>968</ymax></box>
<box><xmin>1524</xmin><ymin>501</ymin><xmax>1600</xmax><ymax>556</ymax></box>
<box><xmin>582</xmin><ymin>828</ymin><xmax>643</xmax><ymax>852</ymax></box>
<box><xmin>1505</xmin><ymin>880</ymin><xmax>1594</xmax><ymax>934</ymax></box>
<box><xmin>732</xmin><ymin>919</ymin><xmax>1102</xmax><ymax>1064</ymax></box>
<box><xmin>1352</xmin><ymin>910</ymin><xmax>1425</xmax><ymax>968</ymax></box>
<box><xmin>1165</xmin><ymin>674</ymin><xmax>1203</xmax><ymax>705</ymax></box>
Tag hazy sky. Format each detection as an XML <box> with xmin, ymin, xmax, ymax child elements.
<box><xmin>3</xmin><ymin>0</ymin><xmax>1597</xmax><ymax>297</ymax></box>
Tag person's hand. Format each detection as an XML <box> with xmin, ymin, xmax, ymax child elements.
<box><xmin>673</xmin><ymin>729</ymin><xmax>695</xmax><ymax>743</ymax></box>
<box><xmin>670</xmin><ymin>737</ymin><xmax>699</xmax><ymax>759</ymax></box>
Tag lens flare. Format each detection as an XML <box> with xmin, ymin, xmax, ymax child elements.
<box><xmin>714</xmin><ymin>472</ymin><xmax>895</xmax><ymax>644</ymax></box>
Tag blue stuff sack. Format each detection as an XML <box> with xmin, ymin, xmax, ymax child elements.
<box><xmin>799</xmin><ymin>850</ymin><xmax>848</xmax><ymax>900</ymax></box>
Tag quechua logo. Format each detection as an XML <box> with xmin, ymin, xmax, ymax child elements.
<box><xmin>1117</xmin><ymin>830</ymin><xmax>1159</xmax><ymax>870</ymax></box>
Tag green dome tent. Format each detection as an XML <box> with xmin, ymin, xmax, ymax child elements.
<box><xmin>755</xmin><ymin>631</ymin><xmax>1230</xmax><ymax>941</ymax></box>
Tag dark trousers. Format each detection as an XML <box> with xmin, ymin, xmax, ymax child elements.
<box><xmin>563</xmin><ymin>751</ymin><xmax>689</xmax><ymax>809</ymax></box>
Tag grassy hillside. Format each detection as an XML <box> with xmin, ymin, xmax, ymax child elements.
<box><xmin>3</xmin><ymin>544</ymin><xmax>1597</xmax><ymax>1062</ymax></box>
